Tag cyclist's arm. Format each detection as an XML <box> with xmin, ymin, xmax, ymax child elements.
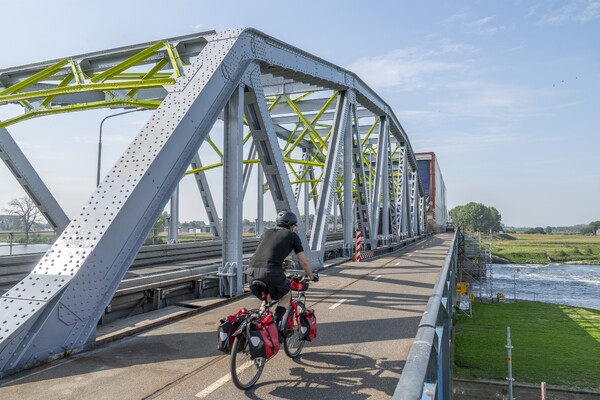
<box><xmin>296</xmin><ymin>251</ymin><xmax>314</xmax><ymax>281</ymax></box>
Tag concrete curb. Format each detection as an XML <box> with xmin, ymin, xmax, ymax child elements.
<box><xmin>453</xmin><ymin>377</ymin><xmax>600</xmax><ymax>398</ymax></box>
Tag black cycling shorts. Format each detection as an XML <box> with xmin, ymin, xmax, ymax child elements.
<box><xmin>246</xmin><ymin>267</ymin><xmax>290</xmax><ymax>300</ymax></box>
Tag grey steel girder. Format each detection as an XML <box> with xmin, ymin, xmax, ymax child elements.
<box><xmin>242</xmin><ymin>64</ymin><xmax>317</xmax><ymax>267</ymax></box>
<box><xmin>370</xmin><ymin>116</ymin><xmax>388</xmax><ymax>242</ymax></box>
<box><xmin>0</xmin><ymin>29</ymin><xmax>249</xmax><ymax>373</ymax></box>
<box><xmin>242</xmin><ymin>142</ymin><xmax>257</xmax><ymax>198</ymax></box>
<box><xmin>350</xmin><ymin>97</ymin><xmax>374</xmax><ymax>249</ymax></box>
<box><xmin>190</xmin><ymin>153</ymin><xmax>223</xmax><ymax>239</ymax></box>
<box><xmin>308</xmin><ymin>91</ymin><xmax>349</xmax><ymax>259</ymax></box>
<box><xmin>343</xmin><ymin>110</ymin><xmax>354</xmax><ymax>256</ymax></box>
<box><xmin>168</xmin><ymin>186</ymin><xmax>179</xmax><ymax>243</ymax></box>
<box><xmin>0</xmin><ymin>127</ymin><xmax>69</xmax><ymax>233</ymax></box>
<box><xmin>221</xmin><ymin>86</ymin><xmax>245</xmax><ymax>296</ymax></box>
<box><xmin>0</xmin><ymin>28</ymin><xmax>430</xmax><ymax>373</ymax></box>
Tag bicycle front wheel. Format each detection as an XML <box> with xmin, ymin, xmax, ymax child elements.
<box><xmin>283</xmin><ymin>301</ymin><xmax>306</xmax><ymax>358</ymax></box>
<box><xmin>230</xmin><ymin>335</ymin><xmax>265</xmax><ymax>390</ymax></box>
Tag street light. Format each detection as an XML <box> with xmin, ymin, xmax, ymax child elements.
<box><xmin>97</xmin><ymin>109</ymin><xmax>144</xmax><ymax>186</ymax></box>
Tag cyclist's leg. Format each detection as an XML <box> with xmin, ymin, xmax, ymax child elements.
<box><xmin>275</xmin><ymin>290</ymin><xmax>291</xmax><ymax>330</ymax></box>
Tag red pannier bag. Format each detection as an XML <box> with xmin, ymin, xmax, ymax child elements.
<box><xmin>299</xmin><ymin>309</ymin><xmax>317</xmax><ymax>341</ymax></box>
<box><xmin>248</xmin><ymin>314</ymin><xmax>279</xmax><ymax>360</ymax></box>
<box><xmin>289</xmin><ymin>278</ymin><xmax>309</xmax><ymax>292</ymax></box>
<box><xmin>217</xmin><ymin>308</ymin><xmax>248</xmax><ymax>354</ymax></box>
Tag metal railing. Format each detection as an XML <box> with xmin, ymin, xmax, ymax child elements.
<box><xmin>393</xmin><ymin>230</ymin><xmax>459</xmax><ymax>400</ymax></box>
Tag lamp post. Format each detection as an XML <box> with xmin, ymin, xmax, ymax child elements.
<box><xmin>97</xmin><ymin>109</ymin><xmax>143</xmax><ymax>186</ymax></box>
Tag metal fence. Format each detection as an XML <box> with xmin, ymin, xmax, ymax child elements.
<box><xmin>393</xmin><ymin>230</ymin><xmax>458</xmax><ymax>400</ymax></box>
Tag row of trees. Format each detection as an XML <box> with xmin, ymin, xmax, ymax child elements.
<box><xmin>523</xmin><ymin>227</ymin><xmax>553</xmax><ymax>234</ymax></box>
<box><xmin>449</xmin><ymin>202</ymin><xmax>502</xmax><ymax>233</ymax></box>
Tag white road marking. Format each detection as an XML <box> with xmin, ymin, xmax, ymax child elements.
<box><xmin>373</xmin><ymin>275</ymin><xmax>382</xmax><ymax>280</ymax></box>
<box><xmin>195</xmin><ymin>374</ymin><xmax>232</xmax><ymax>398</ymax></box>
<box><xmin>195</xmin><ymin>361</ymin><xmax>253</xmax><ymax>398</ymax></box>
<box><xmin>329</xmin><ymin>299</ymin><xmax>347</xmax><ymax>309</ymax></box>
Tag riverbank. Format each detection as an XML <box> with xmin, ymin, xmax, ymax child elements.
<box><xmin>486</xmin><ymin>233</ymin><xmax>600</xmax><ymax>264</ymax></box>
<box><xmin>454</xmin><ymin>301</ymin><xmax>600</xmax><ymax>390</ymax></box>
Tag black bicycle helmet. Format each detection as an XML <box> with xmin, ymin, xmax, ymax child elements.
<box><xmin>276</xmin><ymin>210</ymin><xmax>298</xmax><ymax>228</ymax></box>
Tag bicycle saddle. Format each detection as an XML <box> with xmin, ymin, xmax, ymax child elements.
<box><xmin>249</xmin><ymin>279</ymin><xmax>269</xmax><ymax>300</ymax></box>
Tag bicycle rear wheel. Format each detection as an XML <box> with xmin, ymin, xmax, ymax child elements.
<box><xmin>283</xmin><ymin>301</ymin><xmax>306</xmax><ymax>358</ymax></box>
<box><xmin>230</xmin><ymin>335</ymin><xmax>265</xmax><ymax>390</ymax></box>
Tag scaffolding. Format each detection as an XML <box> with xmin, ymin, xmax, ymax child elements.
<box><xmin>456</xmin><ymin>232</ymin><xmax>493</xmax><ymax>316</ymax></box>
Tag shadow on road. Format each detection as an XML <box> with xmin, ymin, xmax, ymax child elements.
<box><xmin>244</xmin><ymin>351</ymin><xmax>404</xmax><ymax>399</ymax></box>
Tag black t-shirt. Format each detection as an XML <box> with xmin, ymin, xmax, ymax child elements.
<box><xmin>249</xmin><ymin>227</ymin><xmax>304</xmax><ymax>270</ymax></box>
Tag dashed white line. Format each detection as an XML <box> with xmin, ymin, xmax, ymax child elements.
<box><xmin>329</xmin><ymin>299</ymin><xmax>347</xmax><ymax>309</ymax></box>
<box><xmin>195</xmin><ymin>373</ymin><xmax>232</xmax><ymax>398</ymax></box>
<box><xmin>195</xmin><ymin>361</ymin><xmax>252</xmax><ymax>398</ymax></box>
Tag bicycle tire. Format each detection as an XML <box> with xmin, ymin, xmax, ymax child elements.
<box><xmin>283</xmin><ymin>301</ymin><xmax>306</xmax><ymax>358</ymax></box>
<box><xmin>230</xmin><ymin>335</ymin><xmax>265</xmax><ymax>390</ymax></box>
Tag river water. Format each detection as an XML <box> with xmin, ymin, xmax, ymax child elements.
<box><xmin>0</xmin><ymin>243</ymin><xmax>51</xmax><ymax>256</ymax></box>
<box><xmin>473</xmin><ymin>263</ymin><xmax>600</xmax><ymax>310</ymax></box>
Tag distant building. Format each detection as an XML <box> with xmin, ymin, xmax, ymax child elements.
<box><xmin>415</xmin><ymin>152</ymin><xmax>448</xmax><ymax>233</ymax></box>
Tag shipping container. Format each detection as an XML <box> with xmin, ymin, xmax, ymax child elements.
<box><xmin>416</xmin><ymin>152</ymin><xmax>448</xmax><ymax>232</ymax></box>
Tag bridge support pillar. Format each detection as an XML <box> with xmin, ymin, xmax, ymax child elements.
<box><xmin>343</xmin><ymin>109</ymin><xmax>354</xmax><ymax>257</ymax></box>
<box><xmin>220</xmin><ymin>85</ymin><xmax>245</xmax><ymax>296</ymax></box>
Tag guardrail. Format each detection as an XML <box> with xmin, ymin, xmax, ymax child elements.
<box><xmin>393</xmin><ymin>230</ymin><xmax>459</xmax><ymax>400</ymax></box>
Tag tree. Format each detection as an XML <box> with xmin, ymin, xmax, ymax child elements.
<box><xmin>525</xmin><ymin>227</ymin><xmax>546</xmax><ymax>234</ymax></box>
<box><xmin>147</xmin><ymin>211</ymin><xmax>168</xmax><ymax>244</ymax></box>
<box><xmin>581</xmin><ymin>221</ymin><xmax>600</xmax><ymax>236</ymax></box>
<box><xmin>4</xmin><ymin>197</ymin><xmax>42</xmax><ymax>243</ymax></box>
<box><xmin>545</xmin><ymin>226</ymin><xmax>553</xmax><ymax>234</ymax></box>
<box><xmin>449</xmin><ymin>202</ymin><xmax>502</xmax><ymax>233</ymax></box>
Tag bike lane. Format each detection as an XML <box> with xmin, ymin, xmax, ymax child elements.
<box><xmin>0</xmin><ymin>233</ymin><xmax>453</xmax><ymax>399</ymax></box>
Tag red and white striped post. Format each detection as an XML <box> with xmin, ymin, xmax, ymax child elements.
<box><xmin>356</xmin><ymin>229</ymin><xmax>362</xmax><ymax>261</ymax></box>
<box><xmin>541</xmin><ymin>382</ymin><xmax>547</xmax><ymax>400</ymax></box>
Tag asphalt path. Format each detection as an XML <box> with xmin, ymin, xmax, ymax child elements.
<box><xmin>0</xmin><ymin>233</ymin><xmax>453</xmax><ymax>400</ymax></box>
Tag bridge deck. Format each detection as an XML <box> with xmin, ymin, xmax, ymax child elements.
<box><xmin>0</xmin><ymin>233</ymin><xmax>453</xmax><ymax>399</ymax></box>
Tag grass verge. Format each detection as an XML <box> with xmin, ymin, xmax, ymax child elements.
<box><xmin>486</xmin><ymin>233</ymin><xmax>600</xmax><ymax>264</ymax></box>
<box><xmin>454</xmin><ymin>301</ymin><xmax>600</xmax><ymax>390</ymax></box>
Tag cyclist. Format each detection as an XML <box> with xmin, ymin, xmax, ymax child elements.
<box><xmin>246</xmin><ymin>210</ymin><xmax>317</xmax><ymax>331</ymax></box>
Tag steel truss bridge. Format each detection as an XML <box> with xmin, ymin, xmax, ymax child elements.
<box><xmin>0</xmin><ymin>29</ymin><xmax>432</xmax><ymax>375</ymax></box>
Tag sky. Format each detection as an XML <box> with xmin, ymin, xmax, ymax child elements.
<box><xmin>0</xmin><ymin>0</ymin><xmax>598</xmax><ymax>228</ymax></box>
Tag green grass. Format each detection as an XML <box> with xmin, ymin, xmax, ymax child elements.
<box><xmin>454</xmin><ymin>301</ymin><xmax>600</xmax><ymax>389</ymax></box>
<box><xmin>488</xmin><ymin>233</ymin><xmax>600</xmax><ymax>264</ymax></box>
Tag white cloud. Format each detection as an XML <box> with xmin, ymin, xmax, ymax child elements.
<box><xmin>431</xmin><ymin>79</ymin><xmax>549</xmax><ymax>120</ymax></box>
<box><xmin>471</xmin><ymin>16</ymin><xmax>495</xmax><ymax>26</ymax></box>
<box><xmin>465</xmin><ymin>15</ymin><xmax>504</xmax><ymax>35</ymax></box>
<box><xmin>541</xmin><ymin>0</ymin><xmax>600</xmax><ymax>23</ymax></box>
<box><xmin>441</xmin><ymin>12</ymin><xmax>469</xmax><ymax>25</ymax></box>
<box><xmin>345</xmin><ymin>42</ymin><xmax>472</xmax><ymax>91</ymax></box>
